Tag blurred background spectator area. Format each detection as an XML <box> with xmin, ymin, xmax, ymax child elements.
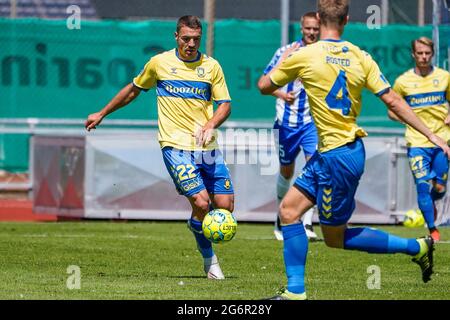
<box><xmin>0</xmin><ymin>0</ymin><xmax>438</xmax><ymax>24</ymax></box>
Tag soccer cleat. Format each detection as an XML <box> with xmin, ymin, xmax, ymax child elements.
<box><xmin>274</xmin><ymin>216</ymin><xmax>284</xmax><ymax>241</ymax></box>
<box><xmin>204</xmin><ymin>255</ymin><xmax>224</xmax><ymax>280</ymax></box>
<box><xmin>266</xmin><ymin>287</ymin><xmax>307</xmax><ymax>300</ymax></box>
<box><xmin>412</xmin><ymin>236</ymin><xmax>434</xmax><ymax>283</ymax></box>
<box><xmin>430</xmin><ymin>229</ymin><xmax>440</xmax><ymax>242</ymax></box>
<box><xmin>304</xmin><ymin>224</ymin><xmax>318</xmax><ymax>241</ymax></box>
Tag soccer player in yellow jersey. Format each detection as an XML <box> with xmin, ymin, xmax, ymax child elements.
<box><xmin>85</xmin><ymin>16</ymin><xmax>234</xmax><ymax>280</ymax></box>
<box><xmin>391</xmin><ymin>37</ymin><xmax>450</xmax><ymax>243</ymax></box>
<box><xmin>258</xmin><ymin>0</ymin><xmax>450</xmax><ymax>300</ymax></box>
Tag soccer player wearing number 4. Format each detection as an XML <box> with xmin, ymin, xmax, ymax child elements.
<box><xmin>259</xmin><ymin>12</ymin><xmax>320</xmax><ymax>242</ymax></box>
<box><xmin>85</xmin><ymin>16</ymin><xmax>234</xmax><ymax>280</ymax></box>
<box><xmin>258</xmin><ymin>0</ymin><xmax>450</xmax><ymax>300</ymax></box>
<box><xmin>390</xmin><ymin>37</ymin><xmax>450</xmax><ymax>243</ymax></box>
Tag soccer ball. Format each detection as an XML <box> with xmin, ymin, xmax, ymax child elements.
<box><xmin>403</xmin><ymin>209</ymin><xmax>425</xmax><ymax>228</ymax></box>
<box><xmin>202</xmin><ymin>209</ymin><xmax>237</xmax><ymax>244</ymax></box>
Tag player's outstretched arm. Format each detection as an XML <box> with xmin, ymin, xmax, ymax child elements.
<box><xmin>194</xmin><ymin>102</ymin><xmax>231</xmax><ymax>147</ymax></box>
<box><xmin>380</xmin><ymin>89</ymin><xmax>450</xmax><ymax>157</ymax></box>
<box><xmin>387</xmin><ymin>109</ymin><xmax>404</xmax><ymax>124</ymax></box>
<box><xmin>85</xmin><ymin>83</ymin><xmax>141</xmax><ymax>131</ymax></box>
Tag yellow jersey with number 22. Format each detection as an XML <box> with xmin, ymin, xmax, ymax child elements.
<box><xmin>133</xmin><ymin>49</ymin><xmax>231</xmax><ymax>151</ymax></box>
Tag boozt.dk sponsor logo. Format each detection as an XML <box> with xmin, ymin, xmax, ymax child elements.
<box><xmin>405</xmin><ymin>91</ymin><xmax>446</xmax><ymax>108</ymax></box>
<box><xmin>164</xmin><ymin>84</ymin><xmax>207</xmax><ymax>96</ymax></box>
<box><xmin>157</xmin><ymin>80</ymin><xmax>211</xmax><ymax>100</ymax></box>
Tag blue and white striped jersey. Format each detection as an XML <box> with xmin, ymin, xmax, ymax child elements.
<box><xmin>263</xmin><ymin>40</ymin><xmax>313</xmax><ymax>128</ymax></box>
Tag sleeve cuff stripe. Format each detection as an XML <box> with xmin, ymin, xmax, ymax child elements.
<box><xmin>215</xmin><ymin>100</ymin><xmax>232</xmax><ymax>104</ymax></box>
<box><xmin>132</xmin><ymin>81</ymin><xmax>149</xmax><ymax>92</ymax></box>
<box><xmin>375</xmin><ymin>87</ymin><xmax>391</xmax><ymax>96</ymax></box>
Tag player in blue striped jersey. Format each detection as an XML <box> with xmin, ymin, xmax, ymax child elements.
<box><xmin>259</xmin><ymin>12</ymin><xmax>320</xmax><ymax>241</ymax></box>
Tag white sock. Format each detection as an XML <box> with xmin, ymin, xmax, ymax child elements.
<box><xmin>302</xmin><ymin>207</ymin><xmax>314</xmax><ymax>226</ymax></box>
<box><xmin>277</xmin><ymin>174</ymin><xmax>291</xmax><ymax>206</ymax></box>
<box><xmin>204</xmin><ymin>254</ymin><xmax>218</xmax><ymax>266</ymax></box>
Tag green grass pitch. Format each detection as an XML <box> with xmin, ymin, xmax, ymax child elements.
<box><xmin>0</xmin><ymin>221</ymin><xmax>449</xmax><ymax>300</ymax></box>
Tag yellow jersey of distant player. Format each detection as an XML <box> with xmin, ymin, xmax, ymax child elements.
<box><xmin>270</xmin><ymin>39</ymin><xmax>391</xmax><ymax>152</ymax></box>
<box><xmin>133</xmin><ymin>49</ymin><xmax>231</xmax><ymax>150</ymax></box>
<box><xmin>393</xmin><ymin>66</ymin><xmax>450</xmax><ymax>148</ymax></box>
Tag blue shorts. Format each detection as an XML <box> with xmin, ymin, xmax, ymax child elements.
<box><xmin>274</xmin><ymin>121</ymin><xmax>318</xmax><ymax>165</ymax></box>
<box><xmin>407</xmin><ymin>147</ymin><xmax>449</xmax><ymax>185</ymax></box>
<box><xmin>294</xmin><ymin>139</ymin><xmax>365</xmax><ymax>226</ymax></box>
<box><xmin>162</xmin><ymin>147</ymin><xmax>234</xmax><ymax>197</ymax></box>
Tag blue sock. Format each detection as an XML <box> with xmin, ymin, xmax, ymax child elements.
<box><xmin>281</xmin><ymin>223</ymin><xmax>308</xmax><ymax>294</ymax></box>
<box><xmin>417</xmin><ymin>182</ymin><xmax>435</xmax><ymax>229</ymax></box>
<box><xmin>344</xmin><ymin>227</ymin><xmax>420</xmax><ymax>255</ymax></box>
<box><xmin>188</xmin><ymin>218</ymin><xmax>213</xmax><ymax>259</ymax></box>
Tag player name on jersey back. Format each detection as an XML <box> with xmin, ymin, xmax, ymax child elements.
<box><xmin>325</xmin><ymin>56</ymin><xmax>351</xmax><ymax>67</ymax></box>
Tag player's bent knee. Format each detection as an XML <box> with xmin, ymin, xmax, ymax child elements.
<box><xmin>434</xmin><ymin>184</ymin><xmax>446</xmax><ymax>194</ymax></box>
<box><xmin>213</xmin><ymin>194</ymin><xmax>234</xmax><ymax>212</ymax></box>
<box><xmin>279</xmin><ymin>206</ymin><xmax>299</xmax><ymax>224</ymax></box>
<box><xmin>431</xmin><ymin>184</ymin><xmax>446</xmax><ymax>201</ymax></box>
<box><xmin>191</xmin><ymin>194</ymin><xmax>210</xmax><ymax>213</ymax></box>
<box><xmin>280</xmin><ymin>166</ymin><xmax>295</xmax><ymax>180</ymax></box>
<box><xmin>218</xmin><ymin>199</ymin><xmax>234</xmax><ymax>213</ymax></box>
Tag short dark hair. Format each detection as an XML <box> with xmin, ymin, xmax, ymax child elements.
<box><xmin>302</xmin><ymin>11</ymin><xmax>318</xmax><ymax>21</ymax></box>
<box><xmin>176</xmin><ymin>15</ymin><xmax>202</xmax><ymax>33</ymax></box>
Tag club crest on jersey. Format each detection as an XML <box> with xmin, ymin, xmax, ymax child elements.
<box><xmin>224</xmin><ymin>179</ymin><xmax>231</xmax><ymax>190</ymax></box>
<box><xmin>433</xmin><ymin>79</ymin><xmax>439</xmax><ymax>87</ymax></box>
<box><xmin>196</xmin><ymin>67</ymin><xmax>205</xmax><ymax>78</ymax></box>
